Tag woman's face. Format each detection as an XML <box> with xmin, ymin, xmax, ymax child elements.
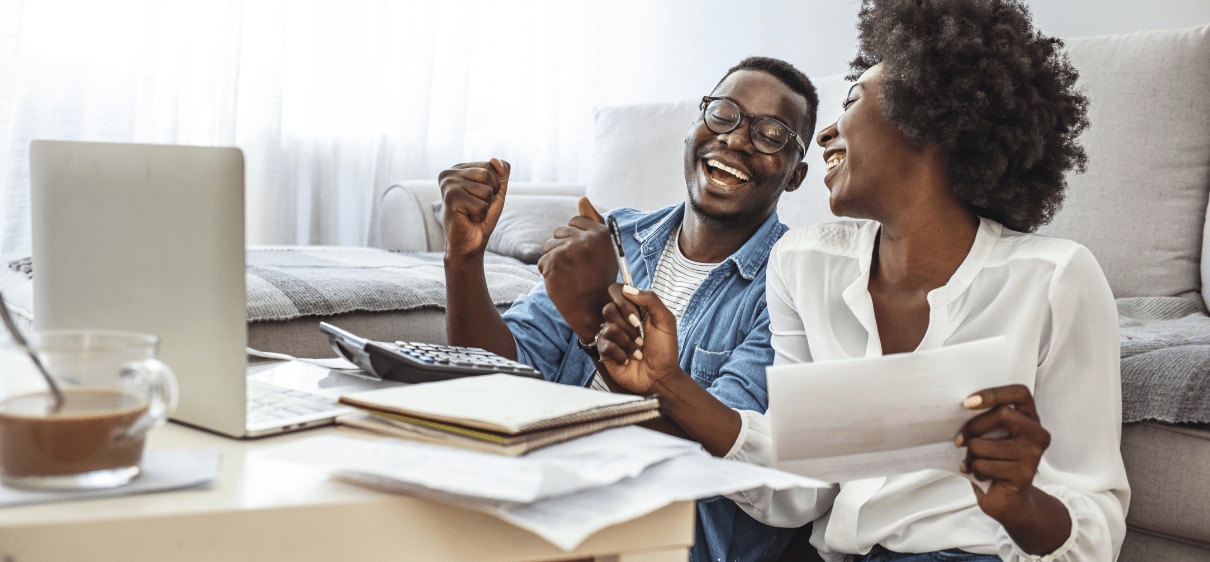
<box><xmin>815</xmin><ymin>63</ymin><xmax>931</xmax><ymax>221</ymax></box>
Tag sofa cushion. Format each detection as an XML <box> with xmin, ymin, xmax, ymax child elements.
<box><xmin>1120</xmin><ymin>421</ymin><xmax>1210</xmax><ymax>545</ymax></box>
<box><xmin>1120</xmin><ymin>525</ymin><xmax>1210</xmax><ymax>562</ymax></box>
<box><xmin>431</xmin><ymin>194</ymin><xmax>582</xmax><ymax>264</ymax></box>
<box><xmin>1037</xmin><ymin>25</ymin><xmax>1210</xmax><ymax>305</ymax></box>
<box><xmin>585</xmin><ymin>100</ymin><xmax>698</xmax><ymax>213</ymax></box>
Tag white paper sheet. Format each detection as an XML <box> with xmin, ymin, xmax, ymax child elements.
<box><xmin>271</xmin><ymin>426</ymin><xmax>829</xmax><ymax>551</ymax></box>
<box><xmin>332</xmin><ymin>448</ymin><xmax>829</xmax><ymax>551</ymax></box>
<box><xmin>767</xmin><ymin>336</ymin><xmax>1022</xmax><ymax>482</ymax></box>
<box><xmin>483</xmin><ymin>453</ymin><xmax>828</xmax><ymax>550</ymax></box>
<box><xmin>269</xmin><ymin>426</ymin><xmax>703</xmax><ymax>503</ymax></box>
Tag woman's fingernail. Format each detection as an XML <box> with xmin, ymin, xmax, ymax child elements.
<box><xmin>635</xmin><ymin>336</ymin><xmax>644</xmax><ymax>347</ymax></box>
<box><xmin>623</xmin><ymin>285</ymin><xmax>639</xmax><ymax>295</ymax></box>
<box><xmin>954</xmin><ymin>434</ymin><xmax>965</xmax><ymax>448</ymax></box>
<box><xmin>628</xmin><ymin>314</ymin><xmax>641</xmax><ymax>328</ymax></box>
<box><xmin>959</xmin><ymin>462</ymin><xmax>969</xmax><ymax>474</ymax></box>
<box><xmin>962</xmin><ymin>395</ymin><xmax>983</xmax><ymax>409</ymax></box>
<box><xmin>633</xmin><ymin>349</ymin><xmax>643</xmax><ymax>360</ymax></box>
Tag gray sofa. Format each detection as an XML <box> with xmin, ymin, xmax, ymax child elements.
<box><xmin>2</xmin><ymin>23</ymin><xmax>1206</xmax><ymax>562</ymax></box>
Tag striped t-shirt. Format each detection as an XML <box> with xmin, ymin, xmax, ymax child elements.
<box><xmin>589</xmin><ymin>227</ymin><xmax>719</xmax><ymax>391</ymax></box>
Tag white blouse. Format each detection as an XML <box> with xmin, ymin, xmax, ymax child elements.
<box><xmin>725</xmin><ymin>218</ymin><xmax>1130</xmax><ymax>561</ymax></box>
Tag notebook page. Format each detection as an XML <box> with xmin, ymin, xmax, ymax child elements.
<box><xmin>339</xmin><ymin>374</ymin><xmax>651</xmax><ymax>433</ymax></box>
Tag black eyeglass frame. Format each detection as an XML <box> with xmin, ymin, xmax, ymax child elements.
<box><xmin>699</xmin><ymin>96</ymin><xmax>807</xmax><ymax>157</ymax></box>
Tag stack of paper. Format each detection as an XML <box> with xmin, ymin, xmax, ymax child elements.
<box><xmin>336</xmin><ymin>374</ymin><xmax>661</xmax><ymax>456</ymax></box>
<box><xmin>270</xmin><ymin>427</ymin><xmax>829</xmax><ymax>551</ymax></box>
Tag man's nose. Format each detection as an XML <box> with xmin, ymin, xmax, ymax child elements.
<box><xmin>718</xmin><ymin>120</ymin><xmax>756</xmax><ymax>153</ymax></box>
<box><xmin>816</xmin><ymin>122</ymin><xmax>838</xmax><ymax>146</ymax></box>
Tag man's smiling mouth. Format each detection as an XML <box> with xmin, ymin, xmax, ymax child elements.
<box><xmin>704</xmin><ymin>158</ymin><xmax>751</xmax><ymax>187</ymax></box>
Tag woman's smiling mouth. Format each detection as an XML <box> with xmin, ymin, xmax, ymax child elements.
<box><xmin>825</xmin><ymin>151</ymin><xmax>846</xmax><ymax>173</ymax></box>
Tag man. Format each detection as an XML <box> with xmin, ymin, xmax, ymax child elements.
<box><xmin>439</xmin><ymin>56</ymin><xmax>818</xmax><ymax>562</ymax></box>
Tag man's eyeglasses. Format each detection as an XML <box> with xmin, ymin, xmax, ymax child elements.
<box><xmin>700</xmin><ymin>96</ymin><xmax>806</xmax><ymax>157</ymax></box>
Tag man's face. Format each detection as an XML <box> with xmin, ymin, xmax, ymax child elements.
<box><xmin>683</xmin><ymin>69</ymin><xmax>809</xmax><ymax>225</ymax></box>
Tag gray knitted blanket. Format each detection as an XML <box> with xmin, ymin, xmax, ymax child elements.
<box><xmin>4</xmin><ymin>247</ymin><xmax>542</xmax><ymax>323</ymax></box>
<box><xmin>1118</xmin><ymin>297</ymin><xmax>1210</xmax><ymax>424</ymax></box>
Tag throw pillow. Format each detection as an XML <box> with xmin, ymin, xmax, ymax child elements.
<box><xmin>585</xmin><ymin>100</ymin><xmax>698</xmax><ymax>212</ymax></box>
<box><xmin>431</xmin><ymin>195</ymin><xmax>582</xmax><ymax>264</ymax></box>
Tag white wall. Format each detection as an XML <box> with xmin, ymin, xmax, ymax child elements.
<box><xmin>588</xmin><ymin>0</ymin><xmax>1210</xmax><ymax>106</ymax></box>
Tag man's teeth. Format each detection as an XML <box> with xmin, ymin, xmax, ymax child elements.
<box><xmin>706</xmin><ymin>159</ymin><xmax>750</xmax><ymax>182</ymax></box>
<box><xmin>826</xmin><ymin>153</ymin><xmax>845</xmax><ymax>172</ymax></box>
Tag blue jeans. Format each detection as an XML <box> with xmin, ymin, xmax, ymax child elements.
<box><xmin>859</xmin><ymin>544</ymin><xmax>1001</xmax><ymax>562</ymax></box>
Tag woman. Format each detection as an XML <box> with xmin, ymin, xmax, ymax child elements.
<box><xmin>593</xmin><ymin>0</ymin><xmax>1129</xmax><ymax>560</ymax></box>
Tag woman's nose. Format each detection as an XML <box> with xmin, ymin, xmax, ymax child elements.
<box><xmin>816</xmin><ymin>122</ymin><xmax>837</xmax><ymax>146</ymax></box>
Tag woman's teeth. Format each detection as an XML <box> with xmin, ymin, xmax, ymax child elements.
<box><xmin>826</xmin><ymin>153</ymin><xmax>845</xmax><ymax>172</ymax></box>
<box><xmin>706</xmin><ymin>159</ymin><xmax>750</xmax><ymax>182</ymax></box>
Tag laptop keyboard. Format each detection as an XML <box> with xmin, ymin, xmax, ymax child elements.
<box><xmin>246</xmin><ymin>381</ymin><xmax>345</xmax><ymax>426</ymax></box>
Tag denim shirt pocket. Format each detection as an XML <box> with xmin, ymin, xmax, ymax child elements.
<box><xmin>688</xmin><ymin>345</ymin><xmax>732</xmax><ymax>385</ymax></box>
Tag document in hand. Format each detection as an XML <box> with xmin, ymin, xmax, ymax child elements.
<box><xmin>767</xmin><ymin>336</ymin><xmax>1022</xmax><ymax>482</ymax></box>
<box><xmin>337</xmin><ymin>374</ymin><xmax>661</xmax><ymax>455</ymax></box>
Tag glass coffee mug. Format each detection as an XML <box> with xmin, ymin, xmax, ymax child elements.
<box><xmin>0</xmin><ymin>330</ymin><xmax>178</xmax><ymax>490</ymax></box>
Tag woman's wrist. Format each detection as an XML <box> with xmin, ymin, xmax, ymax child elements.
<box><xmin>996</xmin><ymin>486</ymin><xmax>1072</xmax><ymax>555</ymax></box>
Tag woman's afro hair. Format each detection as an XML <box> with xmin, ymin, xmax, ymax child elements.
<box><xmin>850</xmin><ymin>0</ymin><xmax>1089</xmax><ymax>232</ymax></box>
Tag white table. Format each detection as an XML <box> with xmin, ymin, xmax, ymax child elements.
<box><xmin>0</xmin><ymin>422</ymin><xmax>695</xmax><ymax>561</ymax></box>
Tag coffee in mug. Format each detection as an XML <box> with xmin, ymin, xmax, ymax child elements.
<box><xmin>0</xmin><ymin>330</ymin><xmax>177</xmax><ymax>490</ymax></box>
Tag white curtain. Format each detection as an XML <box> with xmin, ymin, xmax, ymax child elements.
<box><xmin>0</xmin><ymin>0</ymin><xmax>600</xmax><ymax>253</ymax></box>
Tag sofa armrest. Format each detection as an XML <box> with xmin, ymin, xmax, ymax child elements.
<box><xmin>370</xmin><ymin>180</ymin><xmax>586</xmax><ymax>252</ymax></box>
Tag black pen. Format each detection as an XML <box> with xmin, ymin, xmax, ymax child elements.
<box><xmin>606</xmin><ymin>215</ymin><xmax>643</xmax><ymax>340</ymax></box>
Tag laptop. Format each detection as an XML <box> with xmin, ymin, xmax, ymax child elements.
<box><xmin>29</xmin><ymin>140</ymin><xmax>393</xmax><ymax>438</ymax></box>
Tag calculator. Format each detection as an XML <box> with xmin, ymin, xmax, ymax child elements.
<box><xmin>319</xmin><ymin>322</ymin><xmax>542</xmax><ymax>384</ymax></box>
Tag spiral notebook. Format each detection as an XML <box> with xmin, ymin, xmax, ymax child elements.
<box><xmin>336</xmin><ymin>374</ymin><xmax>661</xmax><ymax>455</ymax></box>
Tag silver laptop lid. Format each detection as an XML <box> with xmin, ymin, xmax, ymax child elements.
<box><xmin>30</xmin><ymin>140</ymin><xmax>248</xmax><ymax>437</ymax></box>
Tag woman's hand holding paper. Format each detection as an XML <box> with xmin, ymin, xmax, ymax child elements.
<box><xmin>956</xmin><ymin>384</ymin><xmax>1071</xmax><ymax>554</ymax></box>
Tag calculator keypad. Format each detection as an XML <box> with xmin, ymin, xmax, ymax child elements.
<box><xmin>393</xmin><ymin>342</ymin><xmax>541</xmax><ymax>377</ymax></box>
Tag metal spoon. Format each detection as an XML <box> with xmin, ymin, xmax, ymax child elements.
<box><xmin>0</xmin><ymin>291</ymin><xmax>65</xmax><ymax>413</ymax></box>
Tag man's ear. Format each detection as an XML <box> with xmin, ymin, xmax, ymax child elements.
<box><xmin>785</xmin><ymin>161</ymin><xmax>808</xmax><ymax>193</ymax></box>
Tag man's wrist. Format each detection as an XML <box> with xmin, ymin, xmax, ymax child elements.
<box><xmin>444</xmin><ymin>251</ymin><xmax>486</xmax><ymax>269</ymax></box>
<box><xmin>575</xmin><ymin>324</ymin><xmax>604</xmax><ymax>359</ymax></box>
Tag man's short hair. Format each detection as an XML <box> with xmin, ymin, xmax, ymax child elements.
<box><xmin>714</xmin><ymin>56</ymin><xmax>820</xmax><ymax>140</ymax></box>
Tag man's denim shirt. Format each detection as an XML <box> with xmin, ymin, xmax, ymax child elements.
<box><xmin>503</xmin><ymin>203</ymin><xmax>794</xmax><ymax>562</ymax></box>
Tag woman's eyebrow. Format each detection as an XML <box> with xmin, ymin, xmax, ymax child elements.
<box><xmin>846</xmin><ymin>83</ymin><xmax>864</xmax><ymax>99</ymax></box>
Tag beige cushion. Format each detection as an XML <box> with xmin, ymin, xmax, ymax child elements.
<box><xmin>1038</xmin><ymin>25</ymin><xmax>1210</xmax><ymax>304</ymax></box>
<box><xmin>585</xmin><ymin>100</ymin><xmax>698</xmax><ymax>213</ymax></box>
<box><xmin>432</xmin><ymin>194</ymin><xmax>582</xmax><ymax>264</ymax></box>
